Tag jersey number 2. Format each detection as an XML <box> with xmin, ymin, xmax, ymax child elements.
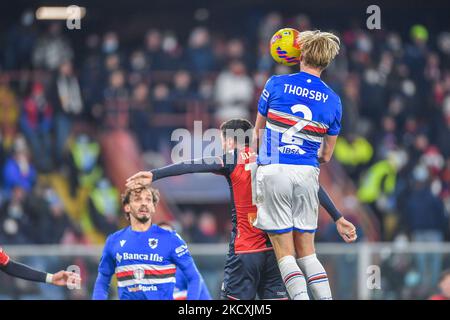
<box><xmin>280</xmin><ymin>104</ymin><xmax>312</xmax><ymax>154</ymax></box>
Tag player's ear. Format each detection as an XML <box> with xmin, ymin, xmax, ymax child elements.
<box><xmin>124</xmin><ymin>204</ymin><xmax>131</xmax><ymax>213</ymax></box>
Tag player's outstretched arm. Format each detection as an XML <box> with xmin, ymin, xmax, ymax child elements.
<box><xmin>92</xmin><ymin>272</ymin><xmax>113</xmax><ymax>300</ymax></box>
<box><xmin>318</xmin><ymin>186</ymin><xmax>342</xmax><ymax>222</ymax></box>
<box><xmin>318</xmin><ymin>186</ymin><xmax>357</xmax><ymax>243</ymax></box>
<box><xmin>0</xmin><ymin>259</ymin><xmax>80</xmax><ymax>286</ymax></box>
<box><xmin>336</xmin><ymin>217</ymin><xmax>357</xmax><ymax>243</ymax></box>
<box><xmin>92</xmin><ymin>237</ymin><xmax>115</xmax><ymax>299</ymax></box>
<box><xmin>125</xmin><ymin>157</ymin><xmax>226</xmax><ymax>189</ymax></box>
<box><xmin>171</xmin><ymin>234</ymin><xmax>202</xmax><ymax>300</ymax></box>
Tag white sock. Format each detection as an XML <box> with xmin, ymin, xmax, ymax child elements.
<box><xmin>278</xmin><ymin>255</ymin><xmax>309</xmax><ymax>300</ymax></box>
<box><xmin>297</xmin><ymin>254</ymin><xmax>332</xmax><ymax>300</ymax></box>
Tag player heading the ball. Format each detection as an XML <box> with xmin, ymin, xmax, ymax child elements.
<box><xmin>253</xmin><ymin>30</ymin><xmax>353</xmax><ymax>300</ymax></box>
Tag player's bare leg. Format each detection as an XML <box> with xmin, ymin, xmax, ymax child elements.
<box><xmin>294</xmin><ymin>232</ymin><xmax>332</xmax><ymax>300</ymax></box>
<box><xmin>268</xmin><ymin>232</ymin><xmax>309</xmax><ymax>300</ymax></box>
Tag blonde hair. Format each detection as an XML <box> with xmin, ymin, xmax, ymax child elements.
<box><xmin>298</xmin><ymin>30</ymin><xmax>340</xmax><ymax>70</ymax></box>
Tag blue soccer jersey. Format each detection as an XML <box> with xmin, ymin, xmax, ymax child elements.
<box><xmin>92</xmin><ymin>224</ymin><xmax>202</xmax><ymax>300</ymax></box>
<box><xmin>257</xmin><ymin>71</ymin><xmax>342</xmax><ymax>167</ymax></box>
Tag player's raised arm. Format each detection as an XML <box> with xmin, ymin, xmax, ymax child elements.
<box><xmin>92</xmin><ymin>237</ymin><xmax>115</xmax><ymax>300</ymax></box>
<box><xmin>317</xmin><ymin>187</ymin><xmax>357</xmax><ymax>243</ymax></box>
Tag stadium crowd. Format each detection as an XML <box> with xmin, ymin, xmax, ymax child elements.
<box><xmin>0</xmin><ymin>9</ymin><xmax>449</xmax><ymax>298</ymax></box>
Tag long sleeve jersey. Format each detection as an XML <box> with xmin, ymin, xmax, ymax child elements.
<box><xmin>92</xmin><ymin>224</ymin><xmax>202</xmax><ymax>300</ymax></box>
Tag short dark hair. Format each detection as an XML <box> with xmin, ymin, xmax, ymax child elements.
<box><xmin>220</xmin><ymin>118</ymin><xmax>253</xmax><ymax>146</ymax></box>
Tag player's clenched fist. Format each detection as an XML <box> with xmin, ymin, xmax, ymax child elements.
<box><xmin>336</xmin><ymin>217</ymin><xmax>357</xmax><ymax>243</ymax></box>
<box><xmin>125</xmin><ymin>171</ymin><xmax>153</xmax><ymax>189</ymax></box>
<box><xmin>51</xmin><ymin>271</ymin><xmax>81</xmax><ymax>286</ymax></box>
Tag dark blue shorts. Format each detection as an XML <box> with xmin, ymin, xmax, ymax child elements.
<box><xmin>221</xmin><ymin>250</ymin><xmax>288</xmax><ymax>300</ymax></box>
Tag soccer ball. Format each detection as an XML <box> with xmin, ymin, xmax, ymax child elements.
<box><xmin>270</xmin><ymin>28</ymin><xmax>301</xmax><ymax>66</ymax></box>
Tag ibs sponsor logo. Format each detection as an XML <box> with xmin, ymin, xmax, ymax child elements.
<box><xmin>278</xmin><ymin>144</ymin><xmax>305</xmax><ymax>155</ymax></box>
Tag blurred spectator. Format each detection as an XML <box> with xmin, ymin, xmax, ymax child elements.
<box><xmin>144</xmin><ymin>29</ymin><xmax>164</xmax><ymax>71</ymax></box>
<box><xmin>32</xmin><ymin>22</ymin><xmax>73</xmax><ymax>70</ymax></box>
<box><xmin>429</xmin><ymin>269</ymin><xmax>450</xmax><ymax>300</ymax></box>
<box><xmin>102</xmin><ymin>70</ymin><xmax>130</xmax><ymax>130</ymax></box>
<box><xmin>50</xmin><ymin>60</ymin><xmax>84</xmax><ymax>165</ymax></box>
<box><xmin>434</xmin><ymin>96</ymin><xmax>450</xmax><ymax>158</ymax></box>
<box><xmin>80</xmin><ymin>34</ymin><xmax>104</xmax><ymax>114</ymax></box>
<box><xmin>67</xmin><ymin>133</ymin><xmax>102</xmax><ymax>194</ymax></box>
<box><xmin>401</xmin><ymin>165</ymin><xmax>448</xmax><ymax>287</ymax></box>
<box><xmin>258</xmin><ymin>12</ymin><xmax>282</xmax><ymax>42</ymax></box>
<box><xmin>101</xmin><ymin>32</ymin><xmax>120</xmax><ymax>56</ymax></box>
<box><xmin>151</xmin><ymin>82</ymin><xmax>174</xmax><ymax>149</ymax></box>
<box><xmin>358</xmin><ymin>150</ymin><xmax>408</xmax><ymax>238</ymax></box>
<box><xmin>130</xmin><ymin>82</ymin><xmax>153</xmax><ymax>151</ymax></box>
<box><xmin>186</xmin><ymin>27</ymin><xmax>216</xmax><ymax>74</ymax></box>
<box><xmin>214</xmin><ymin>60</ymin><xmax>254</xmax><ymax>123</ymax></box>
<box><xmin>0</xmin><ymin>186</ymin><xmax>34</xmax><ymax>244</ymax></box>
<box><xmin>128</xmin><ymin>50</ymin><xmax>149</xmax><ymax>87</ymax></box>
<box><xmin>88</xmin><ymin>178</ymin><xmax>119</xmax><ymax>236</ymax></box>
<box><xmin>334</xmin><ymin>134</ymin><xmax>373</xmax><ymax>180</ymax></box>
<box><xmin>3</xmin><ymin>9</ymin><xmax>36</xmax><ymax>70</ymax></box>
<box><xmin>2</xmin><ymin>136</ymin><xmax>36</xmax><ymax>196</ymax></box>
<box><xmin>191</xmin><ymin>211</ymin><xmax>220</xmax><ymax>243</ymax></box>
<box><xmin>19</xmin><ymin>82</ymin><xmax>53</xmax><ymax>171</ymax></box>
<box><xmin>39</xmin><ymin>187</ymin><xmax>83</xmax><ymax>244</ymax></box>
<box><xmin>0</xmin><ymin>74</ymin><xmax>20</xmax><ymax>151</ymax></box>
<box><xmin>171</xmin><ymin>70</ymin><xmax>196</xmax><ymax>113</ymax></box>
<box><xmin>178</xmin><ymin>210</ymin><xmax>196</xmax><ymax>243</ymax></box>
<box><xmin>225</xmin><ymin>38</ymin><xmax>252</xmax><ymax>69</ymax></box>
